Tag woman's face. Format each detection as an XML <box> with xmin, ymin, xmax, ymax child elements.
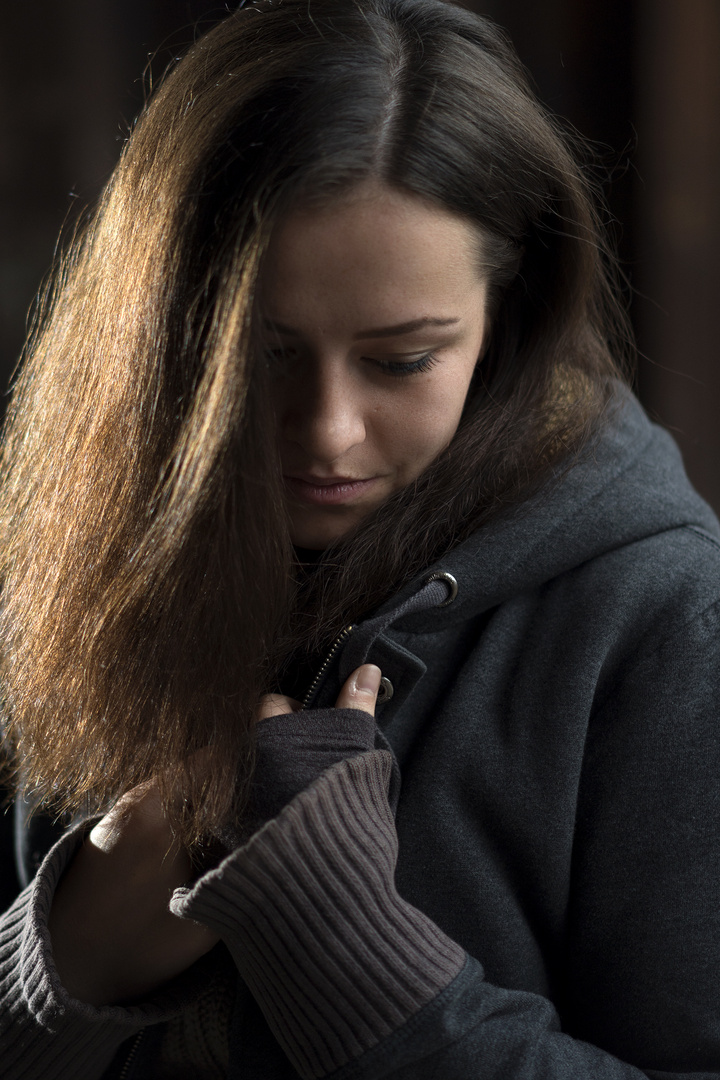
<box><xmin>260</xmin><ymin>182</ymin><xmax>489</xmax><ymax>549</ymax></box>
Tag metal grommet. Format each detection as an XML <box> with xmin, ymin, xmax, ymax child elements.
<box><xmin>377</xmin><ymin>676</ymin><xmax>394</xmax><ymax>703</ymax></box>
<box><xmin>424</xmin><ymin>571</ymin><xmax>458</xmax><ymax>607</ymax></box>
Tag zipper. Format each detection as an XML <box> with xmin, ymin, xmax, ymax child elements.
<box><xmin>301</xmin><ymin>624</ymin><xmax>354</xmax><ymax>708</ymax></box>
<box><xmin>118</xmin><ymin>1029</ymin><xmax>145</xmax><ymax>1080</ymax></box>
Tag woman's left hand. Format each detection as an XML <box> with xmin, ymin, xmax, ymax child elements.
<box><xmin>258</xmin><ymin>663</ymin><xmax>382</xmax><ymax>720</ymax></box>
<box><xmin>49</xmin><ymin>778</ymin><xmax>220</xmax><ymax>1007</ymax></box>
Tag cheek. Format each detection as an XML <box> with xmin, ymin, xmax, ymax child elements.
<box><xmin>380</xmin><ymin>379</ymin><xmax>471</xmax><ymax>474</ymax></box>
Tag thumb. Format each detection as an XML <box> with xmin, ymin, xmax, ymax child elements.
<box><xmin>335</xmin><ymin>664</ymin><xmax>382</xmax><ymax>716</ymax></box>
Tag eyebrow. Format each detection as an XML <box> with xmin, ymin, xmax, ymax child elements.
<box><xmin>263</xmin><ymin>316</ymin><xmax>461</xmax><ymax>340</ymax></box>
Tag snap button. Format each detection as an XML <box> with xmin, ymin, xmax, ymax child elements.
<box><xmin>377</xmin><ymin>677</ymin><xmax>394</xmax><ymax>704</ymax></box>
<box><xmin>424</xmin><ymin>571</ymin><xmax>458</xmax><ymax>607</ymax></box>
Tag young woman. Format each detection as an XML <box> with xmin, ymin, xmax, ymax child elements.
<box><xmin>2</xmin><ymin>0</ymin><xmax>720</xmax><ymax>1077</ymax></box>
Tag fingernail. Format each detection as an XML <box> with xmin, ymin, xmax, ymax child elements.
<box><xmin>355</xmin><ymin>664</ymin><xmax>382</xmax><ymax>695</ymax></box>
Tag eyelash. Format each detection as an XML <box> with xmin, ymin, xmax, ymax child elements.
<box><xmin>265</xmin><ymin>348</ymin><xmax>440</xmax><ymax>378</ymax></box>
<box><xmin>369</xmin><ymin>353</ymin><xmax>440</xmax><ymax>377</ymax></box>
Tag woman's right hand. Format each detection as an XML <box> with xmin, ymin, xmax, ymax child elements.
<box><xmin>48</xmin><ymin>780</ymin><xmax>220</xmax><ymax>1007</ymax></box>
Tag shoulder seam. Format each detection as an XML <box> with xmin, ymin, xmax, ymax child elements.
<box><xmin>685</xmin><ymin>524</ymin><xmax>720</xmax><ymax>552</ymax></box>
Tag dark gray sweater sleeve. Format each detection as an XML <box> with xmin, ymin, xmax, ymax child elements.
<box><xmin>0</xmin><ymin>822</ymin><xmax>203</xmax><ymax>1080</ymax></box>
<box><xmin>173</xmin><ymin>749</ymin><xmax>466</xmax><ymax>1078</ymax></box>
<box><xmin>229</xmin><ymin>706</ymin><xmax>385</xmax><ymax>843</ymax></box>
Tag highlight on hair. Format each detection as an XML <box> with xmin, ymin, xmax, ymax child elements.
<box><xmin>0</xmin><ymin>0</ymin><xmax>633</xmax><ymax>846</ymax></box>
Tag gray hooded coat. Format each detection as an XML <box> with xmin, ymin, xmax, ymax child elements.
<box><xmin>2</xmin><ymin>386</ymin><xmax>720</xmax><ymax>1078</ymax></box>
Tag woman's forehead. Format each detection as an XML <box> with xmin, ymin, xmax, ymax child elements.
<box><xmin>259</xmin><ymin>183</ymin><xmax>487</xmax><ymax>333</ymax></box>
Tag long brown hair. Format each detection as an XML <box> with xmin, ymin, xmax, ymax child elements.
<box><xmin>0</xmin><ymin>0</ymin><xmax>632</xmax><ymax>846</ymax></box>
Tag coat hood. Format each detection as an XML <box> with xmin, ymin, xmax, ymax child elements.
<box><xmin>311</xmin><ymin>383</ymin><xmax>719</xmax><ymax>705</ymax></box>
<box><xmin>375</xmin><ymin>384</ymin><xmax>720</xmax><ymax>631</ymax></box>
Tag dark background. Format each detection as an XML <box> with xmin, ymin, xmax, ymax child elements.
<box><xmin>2</xmin><ymin>0</ymin><xmax>719</xmax><ymax>508</ymax></box>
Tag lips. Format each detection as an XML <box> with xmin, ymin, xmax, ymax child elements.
<box><xmin>286</xmin><ymin>472</ymin><xmax>367</xmax><ymax>486</ymax></box>
<box><xmin>283</xmin><ymin>473</ymin><xmax>379</xmax><ymax>506</ymax></box>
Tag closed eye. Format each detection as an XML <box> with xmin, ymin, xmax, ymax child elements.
<box><xmin>366</xmin><ymin>353</ymin><xmax>440</xmax><ymax>377</ymax></box>
<box><xmin>265</xmin><ymin>345</ymin><xmax>441</xmax><ymax>378</ymax></box>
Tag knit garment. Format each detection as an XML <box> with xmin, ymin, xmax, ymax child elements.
<box><xmin>174</xmin><ymin>751</ymin><xmax>465</xmax><ymax>1079</ymax></box>
<box><xmin>104</xmin><ymin>947</ymin><xmax>238</xmax><ymax>1079</ymax></box>
<box><xmin>151</xmin><ymin>947</ymin><xmax>237</xmax><ymax>1078</ymax></box>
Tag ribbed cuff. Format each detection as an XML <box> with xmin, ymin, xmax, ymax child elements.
<box><xmin>174</xmin><ymin>750</ymin><xmax>465</xmax><ymax>1079</ymax></box>
<box><xmin>0</xmin><ymin>820</ymin><xmax>213</xmax><ymax>1080</ymax></box>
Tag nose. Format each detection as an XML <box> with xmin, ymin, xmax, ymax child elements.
<box><xmin>280</xmin><ymin>358</ymin><xmax>367</xmax><ymax>464</ymax></box>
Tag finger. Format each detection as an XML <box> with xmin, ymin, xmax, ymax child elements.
<box><xmin>335</xmin><ymin>664</ymin><xmax>382</xmax><ymax>716</ymax></box>
<box><xmin>258</xmin><ymin>693</ymin><xmax>303</xmax><ymax>721</ymax></box>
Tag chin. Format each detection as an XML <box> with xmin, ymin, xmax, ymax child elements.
<box><xmin>289</xmin><ymin>511</ymin><xmax>363</xmax><ymax>551</ymax></box>
<box><xmin>290</xmin><ymin>528</ymin><xmax>347</xmax><ymax>551</ymax></box>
